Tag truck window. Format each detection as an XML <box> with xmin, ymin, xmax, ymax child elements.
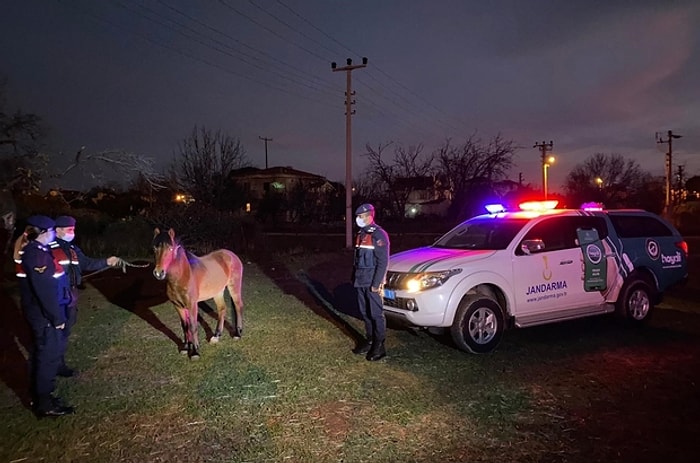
<box><xmin>608</xmin><ymin>215</ymin><xmax>673</xmax><ymax>238</ymax></box>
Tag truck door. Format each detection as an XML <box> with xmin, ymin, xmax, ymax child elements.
<box><xmin>513</xmin><ymin>216</ymin><xmax>604</xmax><ymax>317</ymax></box>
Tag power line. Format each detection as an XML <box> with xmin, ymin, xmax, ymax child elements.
<box><xmin>64</xmin><ymin>1</ymin><xmax>337</xmax><ymax>108</ymax></box>
<box><xmin>113</xmin><ymin>0</ymin><xmax>338</xmax><ymax>97</ymax></box>
<box><xmin>249</xmin><ymin>0</ymin><xmax>466</xmax><ymax>136</ymax></box>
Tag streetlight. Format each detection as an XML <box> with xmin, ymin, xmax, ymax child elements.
<box><xmin>543</xmin><ymin>155</ymin><xmax>555</xmax><ymax>199</ymax></box>
<box><xmin>534</xmin><ymin>140</ymin><xmax>555</xmax><ymax>199</ymax></box>
<box><xmin>595</xmin><ymin>177</ymin><xmax>603</xmax><ymax>189</ymax></box>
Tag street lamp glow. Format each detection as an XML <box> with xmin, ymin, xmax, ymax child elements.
<box><xmin>595</xmin><ymin>177</ymin><xmax>603</xmax><ymax>188</ymax></box>
<box><xmin>543</xmin><ymin>155</ymin><xmax>555</xmax><ymax>199</ymax></box>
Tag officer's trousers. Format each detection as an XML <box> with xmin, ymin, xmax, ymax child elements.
<box><xmin>356</xmin><ymin>287</ymin><xmax>386</xmax><ymax>343</ymax></box>
<box><xmin>60</xmin><ymin>303</ymin><xmax>77</xmax><ymax>368</ymax></box>
<box><xmin>30</xmin><ymin>324</ymin><xmax>65</xmax><ymax>409</ymax></box>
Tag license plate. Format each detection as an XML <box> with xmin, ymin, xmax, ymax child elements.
<box><xmin>383</xmin><ymin>289</ymin><xmax>396</xmax><ymax>300</ymax></box>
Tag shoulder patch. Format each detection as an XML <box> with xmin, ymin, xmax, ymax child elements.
<box><xmin>376</xmin><ymin>239</ymin><xmax>386</xmax><ymax>247</ymax></box>
<box><xmin>33</xmin><ymin>265</ymin><xmax>48</xmax><ymax>274</ymax></box>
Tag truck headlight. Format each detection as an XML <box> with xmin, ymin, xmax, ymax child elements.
<box><xmin>406</xmin><ymin>269</ymin><xmax>462</xmax><ymax>292</ymax></box>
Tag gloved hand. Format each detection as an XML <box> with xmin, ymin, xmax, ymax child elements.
<box><xmin>107</xmin><ymin>256</ymin><xmax>127</xmax><ymax>273</ymax></box>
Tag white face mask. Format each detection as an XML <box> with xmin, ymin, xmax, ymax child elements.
<box><xmin>62</xmin><ymin>232</ymin><xmax>75</xmax><ymax>242</ymax></box>
<box><xmin>355</xmin><ymin>217</ymin><xmax>366</xmax><ymax>228</ymax></box>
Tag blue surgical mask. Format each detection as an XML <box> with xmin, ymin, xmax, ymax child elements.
<box><xmin>62</xmin><ymin>232</ymin><xmax>75</xmax><ymax>242</ymax></box>
<box><xmin>355</xmin><ymin>217</ymin><xmax>366</xmax><ymax>228</ymax></box>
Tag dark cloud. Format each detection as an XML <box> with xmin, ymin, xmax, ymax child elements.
<box><xmin>1</xmin><ymin>0</ymin><xmax>699</xmax><ymax>193</ymax></box>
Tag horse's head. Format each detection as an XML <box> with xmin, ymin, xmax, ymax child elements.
<box><xmin>152</xmin><ymin>227</ymin><xmax>179</xmax><ymax>280</ymax></box>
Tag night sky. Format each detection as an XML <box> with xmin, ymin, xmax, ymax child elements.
<box><xmin>2</xmin><ymin>0</ymin><xmax>699</xmax><ymax>192</ymax></box>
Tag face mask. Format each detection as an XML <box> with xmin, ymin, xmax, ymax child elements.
<box><xmin>62</xmin><ymin>232</ymin><xmax>75</xmax><ymax>242</ymax></box>
<box><xmin>355</xmin><ymin>217</ymin><xmax>366</xmax><ymax>228</ymax></box>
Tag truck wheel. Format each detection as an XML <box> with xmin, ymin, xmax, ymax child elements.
<box><xmin>450</xmin><ymin>296</ymin><xmax>504</xmax><ymax>353</ymax></box>
<box><xmin>615</xmin><ymin>278</ymin><xmax>654</xmax><ymax>323</ymax></box>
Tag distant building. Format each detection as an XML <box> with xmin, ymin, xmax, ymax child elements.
<box><xmin>230</xmin><ymin>166</ymin><xmax>338</xmax><ymax>222</ymax></box>
<box><xmin>393</xmin><ymin>176</ymin><xmax>451</xmax><ymax>218</ymax></box>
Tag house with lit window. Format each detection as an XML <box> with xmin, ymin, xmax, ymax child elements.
<box><xmin>229</xmin><ymin>166</ymin><xmax>339</xmax><ymax>222</ymax></box>
<box><xmin>395</xmin><ymin>176</ymin><xmax>451</xmax><ymax>218</ymax></box>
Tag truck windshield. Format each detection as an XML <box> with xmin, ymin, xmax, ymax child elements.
<box><xmin>433</xmin><ymin>218</ymin><xmax>529</xmax><ymax>250</ymax></box>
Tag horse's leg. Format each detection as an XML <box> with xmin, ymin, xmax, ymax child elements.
<box><xmin>188</xmin><ymin>305</ymin><xmax>200</xmax><ymax>360</ymax></box>
<box><xmin>177</xmin><ymin>307</ymin><xmax>190</xmax><ymax>355</ymax></box>
<box><xmin>227</xmin><ymin>279</ymin><xmax>244</xmax><ymax>339</ymax></box>
<box><xmin>209</xmin><ymin>294</ymin><xmax>226</xmax><ymax>343</ymax></box>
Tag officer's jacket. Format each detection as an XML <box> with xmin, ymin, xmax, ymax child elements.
<box><xmin>352</xmin><ymin>224</ymin><xmax>390</xmax><ymax>288</ymax></box>
<box><xmin>19</xmin><ymin>240</ymin><xmax>68</xmax><ymax>328</ymax></box>
<box><xmin>52</xmin><ymin>238</ymin><xmax>108</xmax><ymax>288</ymax></box>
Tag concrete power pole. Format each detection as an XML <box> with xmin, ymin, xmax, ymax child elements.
<box><xmin>259</xmin><ymin>136</ymin><xmax>273</xmax><ymax>169</ymax></box>
<box><xmin>533</xmin><ymin>140</ymin><xmax>554</xmax><ymax>199</ymax></box>
<box><xmin>656</xmin><ymin>130</ymin><xmax>682</xmax><ymax>215</ymax></box>
<box><xmin>332</xmin><ymin>57</ymin><xmax>367</xmax><ymax>249</ymax></box>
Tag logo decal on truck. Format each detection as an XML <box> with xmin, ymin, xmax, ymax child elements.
<box><xmin>646</xmin><ymin>239</ymin><xmax>660</xmax><ymax>260</ymax></box>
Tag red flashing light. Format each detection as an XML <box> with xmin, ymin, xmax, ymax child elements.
<box><xmin>519</xmin><ymin>200</ymin><xmax>558</xmax><ymax>212</ymax></box>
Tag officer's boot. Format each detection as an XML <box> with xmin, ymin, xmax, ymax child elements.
<box><xmin>352</xmin><ymin>339</ymin><xmax>372</xmax><ymax>355</ymax></box>
<box><xmin>366</xmin><ymin>339</ymin><xmax>386</xmax><ymax>361</ymax></box>
<box><xmin>34</xmin><ymin>395</ymin><xmax>74</xmax><ymax>418</ymax></box>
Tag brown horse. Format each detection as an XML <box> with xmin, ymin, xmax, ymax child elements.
<box><xmin>152</xmin><ymin>228</ymin><xmax>244</xmax><ymax>359</ymax></box>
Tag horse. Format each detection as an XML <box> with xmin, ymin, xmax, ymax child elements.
<box><xmin>152</xmin><ymin>228</ymin><xmax>244</xmax><ymax>359</ymax></box>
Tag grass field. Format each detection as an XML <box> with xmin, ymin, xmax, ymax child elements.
<box><xmin>1</xmin><ymin>249</ymin><xmax>699</xmax><ymax>463</ymax></box>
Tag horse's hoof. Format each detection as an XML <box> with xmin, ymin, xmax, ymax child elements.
<box><xmin>233</xmin><ymin>336</ymin><xmax>241</xmax><ymax>341</ymax></box>
<box><xmin>190</xmin><ymin>354</ymin><xmax>200</xmax><ymax>361</ymax></box>
<box><xmin>209</xmin><ymin>336</ymin><xmax>220</xmax><ymax>344</ymax></box>
<box><xmin>179</xmin><ymin>349</ymin><xmax>189</xmax><ymax>355</ymax></box>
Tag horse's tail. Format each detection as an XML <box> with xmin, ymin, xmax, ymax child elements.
<box><xmin>227</xmin><ymin>250</ymin><xmax>244</xmax><ymax>310</ymax></box>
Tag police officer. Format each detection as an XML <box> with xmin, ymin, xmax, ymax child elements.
<box><xmin>18</xmin><ymin>215</ymin><xmax>74</xmax><ymax>417</ymax></box>
<box><xmin>52</xmin><ymin>215</ymin><xmax>121</xmax><ymax>376</ymax></box>
<box><xmin>351</xmin><ymin>203</ymin><xmax>390</xmax><ymax>361</ymax></box>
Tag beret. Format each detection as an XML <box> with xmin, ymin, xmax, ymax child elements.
<box><xmin>27</xmin><ymin>215</ymin><xmax>55</xmax><ymax>231</ymax></box>
<box><xmin>355</xmin><ymin>203</ymin><xmax>375</xmax><ymax>215</ymax></box>
<box><xmin>55</xmin><ymin>215</ymin><xmax>77</xmax><ymax>227</ymax></box>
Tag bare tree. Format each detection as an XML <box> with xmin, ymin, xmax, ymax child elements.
<box><xmin>563</xmin><ymin>153</ymin><xmax>662</xmax><ymax>211</ymax></box>
<box><xmin>363</xmin><ymin>142</ymin><xmax>434</xmax><ymax>218</ymax></box>
<box><xmin>175</xmin><ymin>125</ymin><xmax>250</xmax><ymax>210</ymax></box>
<box><xmin>52</xmin><ymin>147</ymin><xmax>166</xmax><ymax>191</ymax></box>
<box><xmin>435</xmin><ymin>133</ymin><xmax>517</xmax><ymax>220</ymax></box>
<box><xmin>1</xmin><ymin>80</ymin><xmax>48</xmax><ymax>194</ymax></box>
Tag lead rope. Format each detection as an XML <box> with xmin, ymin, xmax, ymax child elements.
<box><xmin>81</xmin><ymin>258</ymin><xmax>151</xmax><ymax>280</ymax></box>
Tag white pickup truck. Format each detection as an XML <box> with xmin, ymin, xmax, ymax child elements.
<box><xmin>382</xmin><ymin>202</ymin><xmax>689</xmax><ymax>353</ymax></box>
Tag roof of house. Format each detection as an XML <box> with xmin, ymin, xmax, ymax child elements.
<box><xmin>230</xmin><ymin>166</ymin><xmax>325</xmax><ymax>180</ymax></box>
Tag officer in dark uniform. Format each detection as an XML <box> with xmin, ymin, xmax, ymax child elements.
<box><xmin>52</xmin><ymin>215</ymin><xmax>120</xmax><ymax>377</ymax></box>
<box><xmin>351</xmin><ymin>203</ymin><xmax>391</xmax><ymax>361</ymax></box>
<box><xmin>18</xmin><ymin>215</ymin><xmax>74</xmax><ymax>417</ymax></box>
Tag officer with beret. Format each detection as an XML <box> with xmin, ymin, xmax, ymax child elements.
<box><xmin>18</xmin><ymin>215</ymin><xmax>74</xmax><ymax>417</ymax></box>
<box><xmin>351</xmin><ymin>203</ymin><xmax>391</xmax><ymax>361</ymax></box>
<box><xmin>52</xmin><ymin>215</ymin><xmax>121</xmax><ymax>377</ymax></box>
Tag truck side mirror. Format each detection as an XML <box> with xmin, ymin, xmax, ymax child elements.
<box><xmin>520</xmin><ymin>239</ymin><xmax>545</xmax><ymax>255</ymax></box>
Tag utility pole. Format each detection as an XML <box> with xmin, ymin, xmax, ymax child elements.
<box><xmin>533</xmin><ymin>140</ymin><xmax>554</xmax><ymax>199</ymax></box>
<box><xmin>259</xmin><ymin>136</ymin><xmax>273</xmax><ymax>169</ymax></box>
<box><xmin>332</xmin><ymin>57</ymin><xmax>367</xmax><ymax>249</ymax></box>
<box><xmin>656</xmin><ymin>130</ymin><xmax>682</xmax><ymax>215</ymax></box>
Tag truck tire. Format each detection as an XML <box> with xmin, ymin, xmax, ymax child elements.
<box><xmin>615</xmin><ymin>277</ymin><xmax>654</xmax><ymax>323</ymax></box>
<box><xmin>450</xmin><ymin>295</ymin><xmax>504</xmax><ymax>353</ymax></box>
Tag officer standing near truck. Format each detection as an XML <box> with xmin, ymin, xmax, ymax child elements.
<box><xmin>351</xmin><ymin>203</ymin><xmax>390</xmax><ymax>361</ymax></box>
